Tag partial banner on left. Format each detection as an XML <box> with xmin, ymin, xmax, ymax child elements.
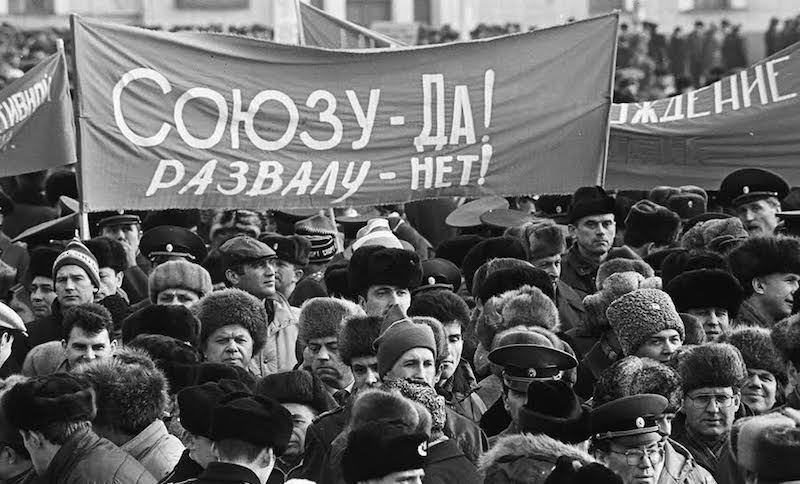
<box><xmin>0</xmin><ymin>51</ymin><xmax>76</xmax><ymax>176</ymax></box>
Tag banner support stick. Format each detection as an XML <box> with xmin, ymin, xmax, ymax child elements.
<box><xmin>328</xmin><ymin>207</ymin><xmax>342</xmax><ymax>252</ymax></box>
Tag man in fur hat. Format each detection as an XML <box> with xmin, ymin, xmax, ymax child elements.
<box><xmin>772</xmin><ymin>314</ymin><xmax>800</xmax><ymax>409</ymax></box>
<box><xmin>727</xmin><ymin>235</ymin><xmax>800</xmax><ymax>328</ymax></box>
<box><xmin>348</xmin><ymin>245</ymin><xmax>422</xmax><ymax>317</ymax></box>
<box><xmin>75</xmin><ymin>352</ymin><xmax>184</xmax><ymax>479</ymax></box>
<box><xmin>666</xmin><ymin>269</ymin><xmax>744</xmax><ymax>342</ymax></box>
<box><xmin>522</xmin><ymin>220</ymin><xmax>585</xmax><ymax>333</ymax></box>
<box><xmin>220</xmin><ymin>236</ymin><xmax>299</xmax><ymax>373</ymax></box>
<box><xmin>24</xmin><ymin>245</ymin><xmax>60</xmax><ymax>320</ymax></box>
<box><xmin>147</xmin><ymin>260</ymin><xmax>212</xmax><ymax>309</ymax></box>
<box><xmin>297</xmin><ymin>298</ymin><xmax>365</xmax><ymax>403</ymax></box>
<box><xmin>410</xmin><ymin>289</ymin><xmax>486</xmax><ymax>423</ymax></box>
<box><xmin>183</xmin><ymin>394</ymin><xmax>292</xmax><ymax>484</ymax></box>
<box><xmin>341</xmin><ymin>423</ymin><xmax>428</xmax><ymax>484</ymax></box>
<box><xmin>622</xmin><ymin>200</ymin><xmax>681</xmax><ymax>259</ymax></box>
<box><xmin>561</xmin><ymin>186</ymin><xmax>617</xmax><ymax>299</ymax></box>
<box><xmin>672</xmin><ymin>343</ymin><xmax>748</xmax><ymax>478</ymax></box>
<box><xmin>723</xmin><ymin>326</ymin><xmax>787</xmax><ymax>415</ymax></box>
<box><xmin>2</xmin><ymin>373</ymin><xmax>156</xmax><ymax>483</ymax></box>
<box><xmin>84</xmin><ymin>236</ymin><xmax>129</xmax><ymax>303</ymax></box>
<box><xmin>300</xmin><ymin>315</ymin><xmax>383</xmax><ymax>482</ymax></box>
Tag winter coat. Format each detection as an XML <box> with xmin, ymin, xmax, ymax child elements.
<box><xmin>735</xmin><ymin>299</ymin><xmax>773</xmax><ymax>328</ymax></box>
<box><xmin>555</xmin><ymin>280</ymin><xmax>585</xmax><ymax>333</ymax></box>
<box><xmin>180</xmin><ymin>462</ymin><xmax>259</xmax><ymax>484</ymax></box>
<box><xmin>249</xmin><ymin>294</ymin><xmax>299</xmax><ymax>377</ymax></box>
<box><xmin>121</xmin><ymin>420</ymin><xmax>185</xmax><ymax>480</ymax></box>
<box><xmin>443</xmin><ymin>407</ymin><xmax>489</xmax><ymax>464</ymax></box>
<box><xmin>670</xmin><ymin>413</ymin><xmax>729</xmax><ymax>478</ymax></box>
<box><xmin>39</xmin><ymin>428</ymin><xmax>156</xmax><ymax>484</ymax></box>
<box><xmin>266</xmin><ymin>457</ymin><xmax>304</xmax><ymax>484</ymax></box>
<box><xmin>560</xmin><ymin>244</ymin><xmax>600</xmax><ymax>300</ymax></box>
<box><xmin>423</xmin><ymin>438</ymin><xmax>482</xmax><ymax>484</ymax></box>
<box><xmin>437</xmin><ymin>359</ymin><xmax>486</xmax><ymax>423</ymax></box>
<box><xmin>299</xmin><ymin>404</ymin><xmax>349</xmax><ymax>482</ymax></box>
<box><xmin>158</xmin><ymin>450</ymin><xmax>202</xmax><ymax>484</ymax></box>
<box><xmin>659</xmin><ymin>440</ymin><xmax>718</xmax><ymax>484</ymax></box>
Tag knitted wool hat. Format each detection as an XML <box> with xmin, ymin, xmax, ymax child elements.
<box><xmin>723</xmin><ymin>326</ymin><xmax>788</xmax><ymax>385</ymax></box>
<box><xmin>52</xmin><ymin>238</ymin><xmax>101</xmax><ymax>288</ymax></box>
<box><xmin>298</xmin><ymin>297</ymin><xmax>365</xmax><ymax>344</ymax></box>
<box><xmin>593</xmin><ymin>356</ymin><xmax>684</xmax><ymax>413</ymax></box>
<box><xmin>122</xmin><ymin>304</ymin><xmax>202</xmax><ymax>347</ymax></box>
<box><xmin>623</xmin><ymin>200</ymin><xmax>681</xmax><ymax>247</ymax></box>
<box><xmin>374</xmin><ymin>316</ymin><xmax>436</xmax><ymax>377</ymax></box>
<box><xmin>677</xmin><ymin>343</ymin><xmax>747</xmax><ymax>393</ymax></box>
<box><xmin>382</xmin><ymin>378</ymin><xmax>446</xmax><ymax>433</ymax></box>
<box><xmin>728</xmin><ymin>235</ymin><xmax>800</xmax><ymax>292</ymax></box>
<box><xmin>606</xmin><ymin>288</ymin><xmax>685</xmax><ymax>356</ymax></box>
<box><xmin>666</xmin><ymin>269</ymin><xmax>744</xmax><ymax>316</ymax></box>
<box><xmin>304</xmin><ymin>235</ymin><xmax>337</xmax><ymax>264</ymax></box>
<box><xmin>148</xmin><ymin>260</ymin><xmax>213</xmax><ymax>304</ymax></box>
<box><xmin>195</xmin><ymin>288</ymin><xmax>268</xmax><ymax>354</ymax></box>
<box><xmin>338</xmin><ymin>315</ymin><xmax>382</xmax><ymax>366</ymax></box>
<box><xmin>2</xmin><ymin>373</ymin><xmax>97</xmax><ymax>431</ymax></box>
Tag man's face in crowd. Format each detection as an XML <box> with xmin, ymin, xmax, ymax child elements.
<box><xmin>597</xmin><ymin>434</ymin><xmax>666</xmax><ymax>484</ymax></box>
<box><xmin>203</xmin><ymin>325</ymin><xmax>254</xmax><ymax>368</ymax></box>
<box><xmin>683</xmin><ymin>387</ymin><xmax>740</xmax><ymax>438</ymax></box>
<box><xmin>351</xmin><ymin>355</ymin><xmax>380</xmax><ymax>391</ymax></box>
<box><xmin>96</xmin><ymin>267</ymin><xmax>123</xmax><ymax>300</ymax></box>
<box><xmin>186</xmin><ymin>433</ymin><xmax>216</xmax><ymax>468</ymax></box>
<box><xmin>362</xmin><ymin>285</ymin><xmax>411</xmax><ymax>317</ymax></box>
<box><xmin>686</xmin><ymin>307</ymin><xmax>729</xmax><ymax>342</ymax></box>
<box><xmin>307</xmin><ymin>336</ymin><xmax>352</xmax><ymax>389</ymax></box>
<box><xmin>30</xmin><ymin>276</ymin><xmax>56</xmax><ymax>319</ymax></box>
<box><xmin>281</xmin><ymin>402</ymin><xmax>317</xmax><ymax>458</ymax></box>
<box><xmin>55</xmin><ymin>265</ymin><xmax>96</xmax><ymax>309</ymax></box>
<box><xmin>502</xmin><ymin>386</ymin><xmax>527</xmax><ymax>424</ymax></box>
<box><xmin>156</xmin><ymin>288</ymin><xmax>200</xmax><ymax>308</ymax></box>
<box><xmin>531</xmin><ymin>255</ymin><xmax>561</xmax><ymax>286</ymax></box>
<box><xmin>570</xmin><ymin>214</ymin><xmax>616</xmax><ymax>257</ymax></box>
<box><xmin>737</xmin><ymin>198</ymin><xmax>780</xmax><ymax>236</ymax></box>
<box><xmin>740</xmin><ymin>369</ymin><xmax>778</xmax><ymax>415</ymax></box>
<box><xmin>273</xmin><ymin>259</ymin><xmax>302</xmax><ymax>299</ymax></box>
<box><xmin>634</xmin><ymin>329</ymin><xmax>682</xmax><ymax>363</ymax></box>
<box><xmin>386</xmin><ymin>348</ymin><xmax>436</xmax><ymax>387</ymax></box>
<box><xmin>754</xmin><ymin>272</ymin><xmax>800</xmax><ymax>321</ymax></box>
<box><xmin>228</xmin><ymin>258</ymin><xmax>276</xmax><ymax>300</ymax></box>
<box><xmin>101</xmin><ymin>223</ymin><xmax>142</xmax><ymax>256</ymax></box>
<box><xmin>62</xmin><ymin>326</ymin><xmax>115</xmax><ymax>367</ymax></box>
<box><xmin>439</xmin><ymin>322</ymin><xmax>463</xmax><ymax>383</ymax></box>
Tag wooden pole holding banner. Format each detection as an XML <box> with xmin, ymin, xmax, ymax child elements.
<box><xmin>294</xmin><ymin>0</ymin><xmax>306</xmax><ymax>46</ymax></box>
<box><xmin>57</xmin><ymin>35</ymin><xmax>89</xmax><ymax>240</ymax></box>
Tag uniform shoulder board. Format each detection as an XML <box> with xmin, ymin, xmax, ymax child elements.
<box><xmin>313</xmin><ymin>405</ymin><xmax>344</xmax><ymax>423</ymax></box>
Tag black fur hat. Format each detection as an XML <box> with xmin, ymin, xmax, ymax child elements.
<box><xmin>195</xmin><ymin>288</ymin><xmax>268</xmax><ymax>354</ymax></box>
<box><xmin>74</xmin><ymin>355</ymin><xmax>169</xmax><ymax>436</ymax></box>
<box><xmin>339</xmin><ymin>315</ymin><xmax>382</xmax><ymax>366</ymax></box>
<box><xmin>593</xmin><ymin>356</ymin><xmax>684</xmax><ymax>413</ymax></box>
<box><xmin>723</xmin><ymin>326</ymin><xmax>788</xmax><ymax>385</ymax></box>
<box><xmin>666</xmin><ymin>269</ymin><xmax>744</xmax><ymax>315</ymax></box>
<box><xmin>677</xmin><ymin>343</ymin><xmax>747</xmax><ymax>393</ymax></box>
<box><xmin>2</xmin><ymin>373</ymin><xmax>96</xmax><ymax>431</ymax></box>
<box><xmin>254</xmin><ymin>370</ymin><xmax>336</xmax><ymax>415</ymax></box>
<box><xmin>177</xmin><ymin>379</ymin><xmax>251</xmax><ymax>438</ymax></box>
<box><xmin>25</xmin><ymin>245</ymin><xmax>61</xmax><ymax>281</ymax></box>
<box><xmin>122</xmin><ymin>304</ymin><xmax>201</xmax><ymax>347</ymax></box>
<box><xmin>461</xmin><ymin>236</ymin><xmax>527</xmax><ymax>292</ymax></box>
<box><xmin>209</xmin><ymin>395</ymin><xmax>292</xmax><ymax>454</ymax></box>
<box><xmin>84</xmin><ymin>236</ymin><xmax>129</xmax><ymax>273</ymax></box>
<box><xmin>164</xmin><ymin>361</ymin><xmax>256</xmax><ymax>395</ymax></box>
<box><xmin>298</xmin><ymin>297</ymin><xmax>364</xmax><ymax>344</ymax></box>
<box><xmin>324</xmin><ymin>259</ymin><xmax>354</xmax><ymax>301</ymax></box>
<box><xmin>477</xmin><ymin>265</ymin><xmax>554</xmax><ymax>304</ymax></box>
<box><xmin>348</xmin><ymin>246</ymin><xmax>422</xmax><ymax>296</ymax></box>
<box><xmin>728</xmin><ymin>236</ymin><xmax>800</xmax><ymax>294</ymax></box>
<box><xmin>660</xmin><ymin>249</ymin><xmax>728</xmax><ymax>288</ymax></box>
<box><xmin>435</xmin><ymin>235</ymin><xmax>484</xmax><ymax>268</ymax></box>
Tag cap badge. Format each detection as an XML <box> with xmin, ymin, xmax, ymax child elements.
<box><xmin>417</xmin><ymin>442</ymin><xmax>428</xmax><ymax>457</ymax></box>
<box><xmin>527</xmin><ymin>368</ymin><xmax>538</xmax><ymax>378</ymax></box>
<box><xmin>427</xmin><ymin>276</ymin><xmax>436</xmax><ymax>285</ymax></box>
<box><xmin>635</xmin><ymin>417</ymin><xmax>645</xmax><ymax>429</ymax></box>
<box><xmin>166</xmin><ymin>243</ymin><xmax>173</xmax><ymax>253</ymax></box>
<box><xmin>743</xmin><ymin>186</ymin><xmax>750</xmax><ymax>194</ymax></box>
<box><xmin>117</xmin><ymin>209</ymin><xmax>124</xmax><ymax>215</ymax></box>
<box><xmin>273</xmin><ymin>243</ymin><xmax>279</xmax><ymax>250</ymax></box>
<box><xmin>651</xmin><ymin>303</ymin><xmax>661</xmax><ymax>310</ymax></box>
<box><xmin>556</xmin><ymin>206</ymin><xmax>563</xmax><ymax>214</ymax></box>
<box><xmin>687</xmin><ymin>201</ymin><xmax>693</xmax><ymax>208</ymax></box>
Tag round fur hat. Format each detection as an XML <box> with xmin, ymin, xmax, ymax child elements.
<box><xmin>660</xmin><ymin>249</ymin><xmax>729</xmax><ymax>288</ymax></box>
<box><xmin>74</xmin><ymin>355</ymin><xmax>169</xmax><ymax>436</ymax></box>
<box><xmin>772</xmin><ymin>314</ymin><xmax>800</xmax><ymax>367</ymax></box>
<box><xmin>728</xmin><ymin>235</ymin><xmax>800</xmax><ymax>294</ymax></box>
<box><xmin>595</xmin><ymin>258</ymin><xmax>655</xmax><ymax>290</ymax></box>
<box><xmin>593</xmin><ymin>356</ymin><xmax>684</xmax><ymax>413</ymax></box>
<box><xmin>339</xmin><ymin>315</ymin><xmax>382</xmax><ymax>366</ymax></box>
<box><xmin>623</xmin><ymin>200</ymin><xmax>681</xmax><ymax>247</ymax></box>
<box><xmin>350</xmin><ymin>388</ymin><xmax>422</xmax><ymax>432</ymax></box>
<box><xmin>255</xmin><ymin>370</ymin><xmax>336</xmax><ymax>415</ymax></box>
<box><xmin>461</xmin><ymin>236</ymin><xmax>528</xmax><ymax>292</ymax></box>
<box><xmin>194</xmin><ymin>288</ymin><xmax>268</xmax><ymax>354</ymax></box>
<box><xmin>25</xmin><ymin>245</ymin><xmax>62</xmax><ymax>282</ymax></box>
<box><xmin>84</xmin><ymin>236</ymin><xmax>129</xmax><ymax>273</ymax></box>
<box><xmin>476</xmin><ymin>264</ymin><xmax>554</xmax><ymax>304</ymax></box>
<box><xmin>2</xmin><ymin>373</ymin><xmax>97</xmax><ymax>431</ymax></box>
<box><xmin>122</xmin><ymin>304</ymin><xmax>201</xmax><ymax>347</ymax></box>
<box><xmin>666</xmin><ymin>269</ymin><xmax>744</xmax><ymax>315</ymax></box>
<box><xmin>476</xmin><ymin>285</ymin><xmax>559</xmax><ymax>350</ymax></box>
<box><xmin>582</xmin><ymin>271</ymin><xmax>661</xmax><ymax>336</ymax></box>
<box><xmin>723</xmin><ymin>326</ymin><xmax>788</xmax><ymax>385</ymax></box>
<box><xmin>148</xmin><ymin>260</ymin><xmax>213</xmax><ymax>304</ymax></box>
<box><xmin>606</xmin><ymin>288</ymin><xmax>684</xmax><ymax>356</ymax></box>
<box><xmin>348</xmin><ymin>246</ymin><xmax>422</xmax><ymax>296</ymax></box>
<box><xmin>298</xmin><ymin>297</ymin><xmax>365</xmax><ymax>344</ymax></box>
<box><xmin>677</xmin><ymin>343</ymin><xmax>747</xmax><ymax>393</ymax></box>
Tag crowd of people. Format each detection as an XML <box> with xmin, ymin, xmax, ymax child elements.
<box><xmin>0</xmin><ymin>164</ymin><xmax>794</xmax><ymax>484</ymax></box>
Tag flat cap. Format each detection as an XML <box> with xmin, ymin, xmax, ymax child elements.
<box><xmin>219</xmin><ymin>235</ymin><xmax>276</xmax><ymax>267</ymax></box>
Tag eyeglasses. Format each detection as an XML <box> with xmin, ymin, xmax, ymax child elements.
<box><xmin>687</xmin><ymin>394</ymin><xmax>736</xmax><ymax>409</ymax></box>
<box><xmin>609</xmin><ymin>444</ymin><xmax>665</xmax><ymax>467</ymax></box>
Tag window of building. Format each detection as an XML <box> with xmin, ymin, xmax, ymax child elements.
<box><xmin>346</xmin><ymin>0</ymin><xmax>391</xmax><ymax>27</ymax></box>
<box><xmin>8</xmin><ymin>0</ymin><xmax>54</xmax><ymax>14</ymax></box>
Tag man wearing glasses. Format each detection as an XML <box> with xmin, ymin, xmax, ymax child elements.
<box><xmin>672</xmin><ymin>343</ymin><xmax>748</xmax><ymax>479</ymax></box>
<box><xmin>590</xmin><ymin>394</ymin><xmax>671</xmax><ymax>484</ymax></box>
